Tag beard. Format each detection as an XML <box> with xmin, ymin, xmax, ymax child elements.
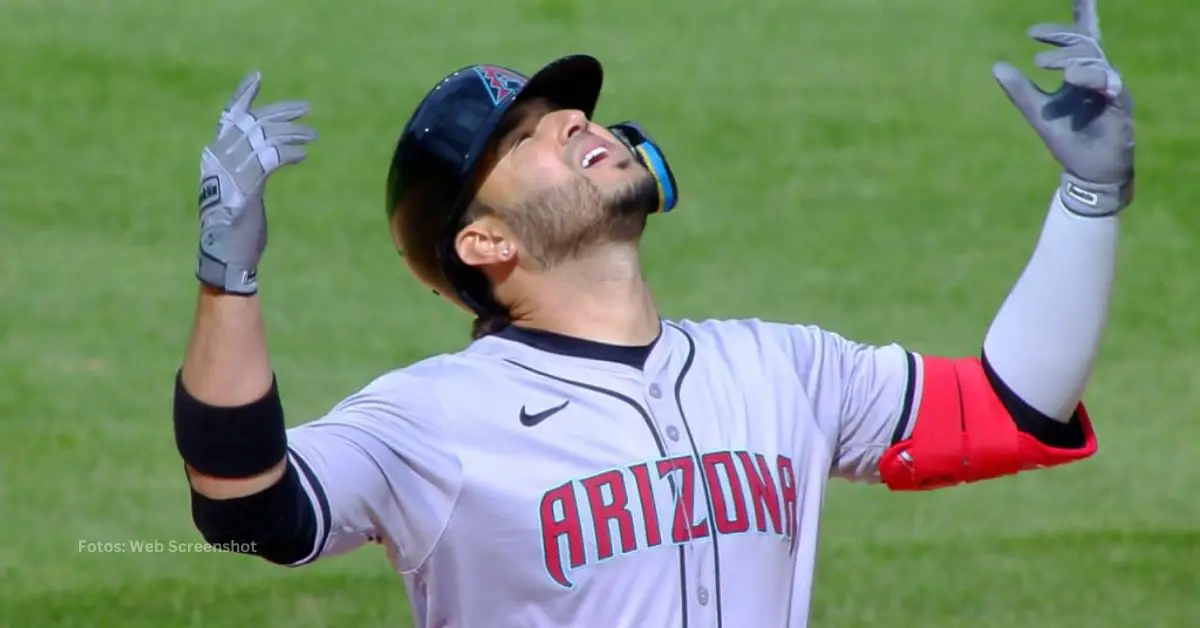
<box><xmin>501</xmin><ymin>170</ymin><xmax>658</xmax><ymax>269</ymax></box>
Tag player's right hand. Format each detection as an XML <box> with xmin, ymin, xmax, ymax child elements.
<box><xmin>991</xmin><ymin>0</ymin><xmax>1134</xmax><ymax>218</ymax></box>
<box><xmin>195</xmin><ymin>71</ymin><xmax>317</xmax><ymax>295</ymax></box>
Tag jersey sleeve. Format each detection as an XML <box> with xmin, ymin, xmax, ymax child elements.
<box><xmin>283</xmin><ymin>370</ymin><xmax>462</xmax><ymax>571</ymax></box>
<box><xmin>775</xmin><ymin>322</ymin><xmax>918</xmax><ymax>483</ymax></box>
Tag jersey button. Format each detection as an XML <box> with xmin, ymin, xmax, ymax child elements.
<box><xmin>649</xmin><ymin>383</ymin><xmax>662</xmax><ymax>399</ymax></box>
<box><xmin>666</xmin><ymin>425</ymin><xmax>680</xmax><ymax>441</ymax></box>
<box><xmin>697</xmin><ymin>587</ymin><xmax>709</xmax><ymax>606</ymax></box>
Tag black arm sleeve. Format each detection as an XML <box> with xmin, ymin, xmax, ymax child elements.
<box><xmin>173</xmin><ymin>371</ymin><xmax>287</xmax><ymax>478</ymax></box>
<box><xmin>174</xmin><ymin>371</ymin><xmax>322</xmax><ymax>565</ymax></box>
<box><xmin>981</xmin><ymin>351</ymin><xmax>1087</xmax><ymax>449</ymax></box>
<box><xmin>190</xmin><ymin>459</ymin><xmax>321</xmax><ymax>566</ymax></box>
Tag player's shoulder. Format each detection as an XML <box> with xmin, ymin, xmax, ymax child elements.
<box><xmin>669</xmin><ymin>316</ymin><xmax>863</xmax><ymax>364</ymax></box>
<box><xmin>357</xmin><ymin>341</ymin><xmax>533</xmax><ymax>402</ymax></box>
<box><xmin>669</xmin><ymin>316</ymin><xmax>823</xmax><ymax>345</ymax></box>
<box><xmin>355</xmin><ymin>351</ymin><xmax>491</xmax><ymax>395</ymax></box>
<box><xmin>316</xmin><ymin>352</ymin><xmax>495</xmax><ymax>427</ymax></box>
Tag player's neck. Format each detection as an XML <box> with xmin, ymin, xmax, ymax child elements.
<box><xmin>506</xmin><ymin>245</ymin><xmax>660</xmax><ymax>346</ymax></box>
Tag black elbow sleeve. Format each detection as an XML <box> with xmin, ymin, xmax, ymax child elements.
<box><xmin>173</xmin><ymin>370</ymin><xmax>288</xmax><ymax>478</ymax></box>
<box><xmin>981</xmin><ymin>351</ymin><xmax>1087</xmax><ymax>449</ymax></box>
<box><xmin>190</xmin><ymin>459</ymin><xmax>322</xmax><ymax>566</ymax></box>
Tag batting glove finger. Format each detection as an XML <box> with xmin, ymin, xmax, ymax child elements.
<box><xmin>1073</xmin><ymin>0</ymin><xmax>1102</xmax><ymax>40</ymax></box>
<box><xmin>251</xmin><ymin>100</ymin><xmax>312</xmax><ymax>124</ymax></box>
<box><xmin>273</xmin><ymin>144</ymin><xmax>310</xmax><ymax>168</ymax></box>
<box><xmin>1064</xmin><ymin>62</ymin><xmax>1125</xmax><ymax>103</ymax></box>
<box><xmin>1027</xmin><ymin>23</ymin><xmax>1095</xmax><ymax>48</ymax></box>
<box><xmin>261</xmin><ymin>122</ymin><xmax>318</xmax><ymax>146</ymax></box>
<box><xmin>218</xmin><ymin>71</ymin><xmax>263</xmax><ymax>123</ymax></box>
<box><xmin>991</xmin><ymin>62</ymin><xmax>1047</xmax><ymax>125</ymax></box>
<box><xmin>1034</xmin><ymin>45</ymin><xmax>1100</xmax><ymax>71</ymax></box>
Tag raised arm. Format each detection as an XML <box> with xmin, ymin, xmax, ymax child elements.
<box><xmin>981</xmin><ymin>0</ymin><xmax>1131</xmax><ymax>420</ymax></box>
<box><xmin>878</xmin><ymin>1</ymin><xmax>1134</xmax><ymax>490</ymax></box>
<box><xmin>171</xmin><ymin>72</ymin><xmax>321</xmax><ymax>562</ymax></box>
<box><xmin>173</xmin><ymin>74</ymin><xmax>461</xmax><ymax>569</ymax></box>
<box><xmin>175</xmin><ymin>71</ymin><xmax>316</xmax><ymax>499</ymax></box>
<box><xmin>770</xmin><ymin>2</ymin><xmax>1132</xmax><ymax>489</ymax></box>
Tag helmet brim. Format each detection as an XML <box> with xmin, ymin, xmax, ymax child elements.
<box><xmin>454</xmin><ymin>54</ymin><xmax>604</xmax><ymax>209</ymax></box>
<box><xmin>518</xmin><ymin>54</ymin><xmax>604</xmax><ymax>119</ymax></box>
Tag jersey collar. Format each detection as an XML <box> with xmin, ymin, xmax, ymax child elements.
<box><xmin>493</xmin><ymin>323</ymin><xmax>661</xmax><ymax>370</ymax></box>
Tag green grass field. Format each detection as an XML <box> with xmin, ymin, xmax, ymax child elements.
<box><xmin>2</xmin><ymin>0</ymin><xmax>1198</xmax><ymax>626</ymax></box>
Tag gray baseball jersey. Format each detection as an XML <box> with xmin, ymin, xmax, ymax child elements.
<box><xmin>286</xmin><ymin>318</ymin><xmax>918</xmax><ymax>627</ymax></box>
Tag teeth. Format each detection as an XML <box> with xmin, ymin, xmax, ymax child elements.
<box><xmin>581</xmin><ymin>147</ymin><xmax>608</xmax><ymax>168</ymax></box>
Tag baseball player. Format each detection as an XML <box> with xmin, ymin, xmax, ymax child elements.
<box><xmin>172</xmin><ymin>1</ymin><xmax>1133</xmax><ymax>626</ymax></box>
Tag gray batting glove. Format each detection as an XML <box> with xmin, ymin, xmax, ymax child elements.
<box><xmin>992</xmin><ymin>0</ymin><xmax>1134</xmax><ymax>217</ymax></box>
<box><xmin>196</xmin><ymin>71</ymin><xmax>316</xmax><ymax>294</ymax></box>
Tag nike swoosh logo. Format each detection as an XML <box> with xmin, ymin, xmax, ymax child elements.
<box><xmin>520</xmin><ymin>400</ymin><xmax>570</xmax><ymax>427</ymax></box>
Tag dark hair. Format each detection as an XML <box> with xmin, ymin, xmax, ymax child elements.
<box><xmin>471</xmin><ymin>312</ymin><xmax>512</xmax><ymax>339</ymax></box>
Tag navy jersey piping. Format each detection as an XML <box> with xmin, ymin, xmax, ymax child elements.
<box><xmin>503</xmin><ymin>359</ymin><xmax>690</xmax><ymax>628</ymax></box>
<box><xmin>494</xmin><ymin>324</ymin><xmax>658</xmax><ymax>369</ymax></box>
<box><xmin>664</xmin><ymin>323</ymin><xmax>724</xmax><ymax>627</ymax></box>
<box><xmin>889</xmin><ymin>351</ymin><xmax>919</xmax><ymax>445</ymax></box>
<box><xmin>288</xmin><ymin>447</ymin><xmax>332</xmax><ymax>565</ymax></box>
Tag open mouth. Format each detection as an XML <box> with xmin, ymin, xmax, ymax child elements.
<box><xmin>580</xmin><ymin>146</ymin><xmax>611</xmax><ymax>169</ymax></box>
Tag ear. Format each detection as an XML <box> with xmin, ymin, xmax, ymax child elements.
<box><xmin>455</xmin><ymin>215</ymin><xmax>518</xmax><ymax>269</ymax></box>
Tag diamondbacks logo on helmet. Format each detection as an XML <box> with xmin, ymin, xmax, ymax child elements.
<box><xmin>474</xmin><ymin>66</ymin><xmax>527</xmax><ymax>105</ymax></box>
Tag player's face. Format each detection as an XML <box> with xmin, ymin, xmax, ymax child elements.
<box><xmin>473</xmin><ymin>97</ymin><xmax>658</xmax><ymax>267</ymax></box>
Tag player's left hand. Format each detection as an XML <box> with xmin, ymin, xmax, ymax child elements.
<box><xmin>196</xmin><ymin>72</ymin><xmax>316</xmax><ymax>295</ymax></box>
<box><xmin>992</xmin><ymin>0</ymin><xmax>1134</xmax><ymax>217</ymax></box>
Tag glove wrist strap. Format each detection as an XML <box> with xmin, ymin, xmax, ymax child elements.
<box><xmin>197</xmin><ymin>251</ymin><xmax>259</xmax><ymax>295</ymax></box>
<box><xmin>1058</xmin><ymin>172</ymin><xmax>1132</xmax><ymax>217</ymax></box>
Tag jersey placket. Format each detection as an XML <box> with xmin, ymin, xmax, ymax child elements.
<box><xmin>643</xmin><ymin>364</ymin><xmax>721</xmax><ymax>628</ymax></box>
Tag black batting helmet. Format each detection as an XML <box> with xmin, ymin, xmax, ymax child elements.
<box><xmin>385</xmin><ymin>54</ymin><xmax>679</xmax><ymax>317</ymax></box>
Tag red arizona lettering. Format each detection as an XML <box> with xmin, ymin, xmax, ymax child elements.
<box><xmin>702</xmin><ymin>452</ymin><xmax>750</xmax><ymax>535</ymax></box>
<box><xmin>737</xmin><ymin>451</ymin><xmax>782</xmax><ymax>535</ymax></box>
<box><xmin>657</xmin><ymin>455</ymin><xmax>709</xmax><ymax>543</ymax></box>
<box><xmin>629</xmin><ymin>463</ymin><xmax>662</xmax><ymax>548</ymax></box>
<box><xmin>540</xmin><ymin>481</ymin><xmax>585</xmax><ymax>588</ymax></box>
<box><xmin>777</xmin><ymin>455</ymin><xmax>798</xmax><ymax>552</ymax></box>
<box><xmin>580</xmin><ymin>470</ymin><xmax>637</xmax><ymax>561</ymax></box>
